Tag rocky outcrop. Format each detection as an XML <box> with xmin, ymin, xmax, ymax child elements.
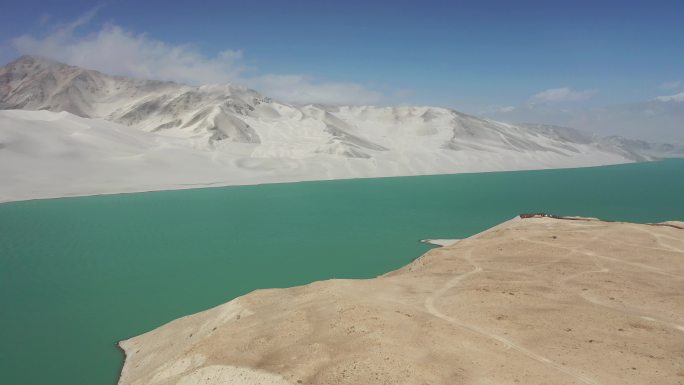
<box><xmin>118</xmin><ymin>216</ymin><xmax>684</xmax><ymax>385</ymax></box>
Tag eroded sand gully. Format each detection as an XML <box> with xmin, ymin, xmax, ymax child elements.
<box><xmin>118</xmin><ymin>217</ymin><xmax>684</xmax><ymax>385</ymax></box>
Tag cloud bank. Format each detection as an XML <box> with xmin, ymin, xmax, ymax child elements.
<box><xmin>13</xmin><ymin>24</ymin><xmax>246</xmax><ymax>85</ymax></box>
<box><xmin>531</xmin><ymin>87</ymin><xmax>597</xmax><ymax>103</ymax></box>
<box><xmin>10</xmin><ymin>11</ymin><xmax>383</xmax><ymax>105</ymax></box>
<box><xmin>656</xmin><ymin>92</ymin><xmax>684</xmax><ymax>102</ymax></box>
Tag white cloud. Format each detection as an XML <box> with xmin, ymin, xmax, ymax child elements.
<box><xmin>656</xmin><ymin>92</ymin><xmax>684</xmax><ymax>102</ymax></box>
<box><xmin>498</xmin><ymin>106</ymin><xmax>516</xmax><ymax>113</ymax></box>
<box><xmin>531</xmin><ymin>87</ymin><xmax>597</xmax><ymax>103</ymax></box>
<box><xmin>250</xmin><ymin>74</ymin><xmax>381</xmax><ymax>105</ymax></box>
<box><xmin>659</xmin><ymin>80</ymin><xmax>681</xmax><ymax>90</ymax></box>
<box><xmin>10</xmin><ymin>10</ymin><xmax>385</xmax><ymax>105</ymax></box>
<box><xmin>13</xmin><ymin>24</ymin><xmax>245</xmax><ymax>85</ymax></box>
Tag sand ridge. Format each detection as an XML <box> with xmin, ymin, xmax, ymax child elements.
<box><xmin>118</xmin><ymin>216</ymin><xmax>684</xmax><ymax>385</ymax></box>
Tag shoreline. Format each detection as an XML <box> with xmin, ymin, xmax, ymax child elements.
<box><xmin>115</xmin><ymin>214</ymin><xmax>684</xmax><ymax>385</ymax></box>
<box><xmin>115</xmin><ymin>215</ymin><xmax>524</xmax><ymax>384</ymax></box>
<box><xmin>0</xmin><ymin>158</ymin><xmax>648</xmax><ymax>205</ymax></box>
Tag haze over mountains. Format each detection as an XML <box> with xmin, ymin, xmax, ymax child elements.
<box><xmin>0</xmin><ymin>55</ymin><xmax>681</xmax><ymax>202</ymax></box>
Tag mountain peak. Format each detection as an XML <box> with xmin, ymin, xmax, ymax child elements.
<box><xmin>0</xmin><ymin>55</ymin><xmax>678</xmax><ymax>162</ymax></box>
<box><xmin>3</xmin><ymin>54</ymin><xmax>72</xmax><ymax>70</ymax></box>
<box><xmin>0</xmin><ymin>56</ymin><xmax>273</xmax><ymax>140</ymax></box>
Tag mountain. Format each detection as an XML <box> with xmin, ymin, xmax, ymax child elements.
<box><xmin>2</xmin><ymin>55</ymin><xmax>669</xmax><ymax>159</ymax></box>
<box><xmin>520</xmin><ymin>123</ymin><xmax>684</xmax><ymax>162</ymax></box>
<box><xmin>0</xmin><ymin>56</ymin><xmax>677</xmax><ymax>201</ymax></box>
<box><xmin>0</xmin><ymin>55</ymin><xmax>265</xmax><ymax>143</ymax></box>
<box><xmin>485</xmin><ymin>99</ymin><xmax>684</xmax><ymax>144</ymax></box>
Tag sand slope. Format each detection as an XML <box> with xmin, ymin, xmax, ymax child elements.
<box><xmin>0</xmin><ymin>110</ymin><xmax>638</xmax><ymax>203</ymax></box>
<box><xmin>2</xmin><ymin>56</ymin><xmax>680</xmax><ymax>203</ymax></box>
<box><xmin>118</xmin><ymin>216</ymin><xmax>684</xmax><ymax>385</ymax></box>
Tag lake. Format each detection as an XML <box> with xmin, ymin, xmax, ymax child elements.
<box><xmin>1</xmin><ymin>159</ymin><xmax>683</xmax><ymax>385</ymax></box>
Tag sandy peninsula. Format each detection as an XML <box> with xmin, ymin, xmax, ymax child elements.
<box><xmin>118</xmin><ymin>215</ymin><xmax>684</xmax><ymax>385</ymax></box>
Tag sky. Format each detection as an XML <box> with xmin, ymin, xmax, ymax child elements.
<box><xmin>0</xmin><ymin>0</ymin><xmax>682</xmax><ymax>141</ymax></box>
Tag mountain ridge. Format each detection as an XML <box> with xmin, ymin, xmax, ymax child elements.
<box><xmin>1</xmin><ymin>56</ymin><xmax>682</xmax><ymax>202</ymax></box>
<box><xmin>2</xmin><ymin>55</ymin><xmax>673</xmax><ymax>161</ymax></box>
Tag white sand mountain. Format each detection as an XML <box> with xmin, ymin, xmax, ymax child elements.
<box><xmin>0</xmin><ymin>55</ymin><xmax>265</xmax><ymax>143</ymax></box>
<box><xmin>0</xmin><ymin>56</ymin><xmax>675</xmax><ymax>202</ymax></box>
<box><xmin>117</xmin><ymin>216</ymin><xmax>684</xmax><ymax>385</ymax></box>
<box><xmin>519</xmin><ymin>123</ymin><xmax>684</xmax><ymax>162</ymax></box>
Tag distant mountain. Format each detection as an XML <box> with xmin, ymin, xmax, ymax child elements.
<box><xmin>520</xmin><ymin>123</ymin><xmax>684</xmax><ymax>162</ymax></box>
<box><xmin>2</xmin><ymin>55</ymin><xmax>671</xmax><ymax>161</ymax></box>
<box><xmin>485</xmin><ymin>100</ymin><xmax>684</xmax><ymax>144</ymax></box>
<box><xmin>0</xmin><ymin>56</ymin><xmax>679</xmax><ymax>201</ymax></box>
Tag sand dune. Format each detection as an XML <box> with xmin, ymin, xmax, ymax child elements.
<box><xmin>0</xmin><ymin>109</ymin><xmax>637</xmax><ymax>203</ymax></box>
<box><xmin>118</xmin><ymin>216</ymin><xmax>684</xmax><ymax>385</ymax></box>
<box><xmin>3</xmin><ymin>56</ymin><xmax>680</xmax><ymax>203</ymax></box>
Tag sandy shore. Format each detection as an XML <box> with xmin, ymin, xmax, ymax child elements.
<box><xmin>118</xmin><ymin>215</ymin><xmax>684</xmax><ymax>385</ymax></box>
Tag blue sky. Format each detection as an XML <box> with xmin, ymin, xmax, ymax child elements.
<box><xmin>0</xmin><ymin>0</ymin><xmax>683</xmax><ymax>139</ymax></box>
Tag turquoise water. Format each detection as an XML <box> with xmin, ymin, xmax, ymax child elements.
<box><xmin>1</xmin><ymin>159</ymin><xmax>683</xmax><ymax>385</ymax></box>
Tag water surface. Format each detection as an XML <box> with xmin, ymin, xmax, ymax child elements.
<box><xmin>1</xmin><ymin>159</ymin><xmax>683</xmax><ymax>385</ymax></box>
